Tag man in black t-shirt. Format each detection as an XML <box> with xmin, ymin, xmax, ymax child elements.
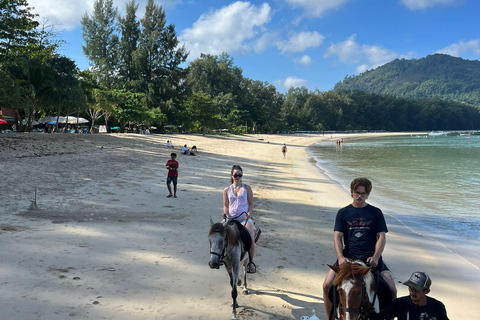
<box><xmin>367</xmin><ymin>271</ymin><xmax>449</xmax><ymax>320</ymax></box>
<box><xmin>322</xmin><ymin>177</ymin><xmax>397</xmax><ymax>319</ymax></box>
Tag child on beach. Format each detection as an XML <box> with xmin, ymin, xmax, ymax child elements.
<box><xmin>322</xmin><ymin>177</ymin><xmax>397</xmax><ymax>319</ymax></box>
<box><xmin>166</xmin><ymin>153</ymin><xmax>178</xmax><ymax>198</ymax></box>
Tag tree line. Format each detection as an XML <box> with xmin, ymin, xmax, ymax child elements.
<box><xmin>1</xmin><ymin>0</ymin><xmax>480</xmax><ymax>133</ymax></box>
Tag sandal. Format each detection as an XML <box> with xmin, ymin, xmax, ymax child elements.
<box><xmin>247</xmin><ymin>261</ymin><xmax>256</xmax><ymax>274</ymax></box>
<box><xmin>167</xmin><ymin>194</ymin><xmax>173</xmax><ymax>198</ymax></box>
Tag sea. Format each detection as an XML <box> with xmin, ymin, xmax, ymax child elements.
<box><xmin>308</xmin><ymin>134</ymin><xmax>480</xmax><ymax>270</ymax></box>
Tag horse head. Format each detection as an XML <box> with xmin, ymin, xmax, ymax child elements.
<box><xmin>208</xmin><ymin>222</ymin><xmax>227</xmax><ymax>269</ymax></box>
<box><xmin>329</xmin><ymin>260</ymin><xmax>375</xmax><ymax>320</ymax></box>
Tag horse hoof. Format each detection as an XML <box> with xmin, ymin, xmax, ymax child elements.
<box><xmin>243</xmin><ymin>289</ymin><xmax>249</xmax><ymax>295</ymax></box>
<box><xmin>237</xmin><ymin>279</ymin><xmax>242</xmax><ymax>286</ymax></box>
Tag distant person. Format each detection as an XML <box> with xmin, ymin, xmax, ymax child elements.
<box><xmin>367</xmin><ymin>272</ymin><xmax>449</xmax><ymax>320</ymax></box>
<box><xmin>182</xmin><ymin>144</ymin><xmax>190</xmax><ymax>154</ymax></box>
<box><xmin>281</xmin><ymin>143</ymin><xmax>287</xmax><ymax>158</ymax></box>
<box><xmin>145</xmin><ymin>128</ymin><xmax>150</xmax><ymax>134</ymax></box>
<box><xmin>191</xmin><ymin>145</ymin><xmax>197</xmax><ymax>152</ymax></box>
<box><xmin>166</xmin><ymin>153</ymin><xmax>178</xmax><ymax>198</ymax></box>
<box><xmin>322</xmin><ymin>177</ymin><xmax>397</xmax><ymax>319</ymax></box>
<box><xmin>167</xmin><ymin>140</ymin><xmax>174</xmax><ymax>148</ymax></box>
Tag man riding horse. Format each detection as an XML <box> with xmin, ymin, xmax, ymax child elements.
<box><xmin>322</xmin><ymin>178</ymin><xmax>397</xmax><ymax>320</ymax></box>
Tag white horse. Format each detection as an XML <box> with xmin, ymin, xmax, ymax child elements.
<box><xmin>208</xmin><ymin>218</ymin><xmax>249</xmax><ymax>319</ymax></box>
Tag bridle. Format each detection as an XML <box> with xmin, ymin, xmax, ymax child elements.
<box><xmin>209</xmin><ymin>215</ymin><xmax>249</xmax><ymax>268</ymax></box>
<box><xmin>337</xmin><ymin>274</ymin><xmax>375</xmax><ymax>320</ymax></box>
<box><xmin>210</xmin><ymin>230</ymin><xmax>229</xmax><ymax>267</ymax></box>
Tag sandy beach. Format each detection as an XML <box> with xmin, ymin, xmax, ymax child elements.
<box><xmin>0</xmin><ymin>132</ymin><xmax>478</xmax><ymax>320</ymax></box>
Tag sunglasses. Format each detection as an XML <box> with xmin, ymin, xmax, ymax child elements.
<box><xmin>233</xmin><ymin>173</ymin><xmax>243</xmax><ymax>178</ymax></box>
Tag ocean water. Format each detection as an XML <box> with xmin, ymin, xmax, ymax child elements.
<box><xmin>309</xmin><ymin>134</ymin><xmax>480</xmax><ymax>269</ymax></box>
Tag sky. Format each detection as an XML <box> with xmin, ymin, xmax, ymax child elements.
<box><xmin>27</xmin><ymin>0</ymin><xmax>480</xmax><ymax>92</ymax></box>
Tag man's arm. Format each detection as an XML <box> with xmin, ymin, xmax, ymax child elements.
<box><xmin>367</xmin><ymin>232</ymin><xmax>386</xmax><ymax>267</ymax></box>
<box><xmin>334</xmin><ymin>231</ymin><xmax>350</xmax><ymax>264</ymax></box>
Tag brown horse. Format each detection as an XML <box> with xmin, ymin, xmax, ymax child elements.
<box><xmin>328</xmin><ymin>260</ymin><xmax>379</xmax><ymax>320</ymax></box>
<box><xmin>208</xmin><ymin>219</ymin><xmax>249</xmax><ymax>320</ymax></box>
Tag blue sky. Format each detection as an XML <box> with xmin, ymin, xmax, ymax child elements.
<box><xmin>28</xmin><ymin>0</ymin><xmax>480</xmax><ymax>92</ymax></box>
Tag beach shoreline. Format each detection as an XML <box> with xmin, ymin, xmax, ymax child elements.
<box><xmin>0</xmin><ymin>132</ymin><xmax>477</xmax><ymax>319</ymax></box>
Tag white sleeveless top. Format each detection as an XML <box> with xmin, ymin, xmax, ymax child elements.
<box><xmin>227</xmin><ymin>184</ymin><xmax>249</xmax><ymax>220</ymax></box>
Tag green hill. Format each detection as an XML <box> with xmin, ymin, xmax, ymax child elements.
<box><xmin>334</xmin><ymin>54</ymin><xmax>480</xmax><ymax>106</ymax></box>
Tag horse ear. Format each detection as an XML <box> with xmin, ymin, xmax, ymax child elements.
<box><xmin>210</xmin><ymin>216</ymin><xmax>214</xmax><ymax>226</ymax></box>
<box><xmin>328</xmin><ymin>264</ymin><xmax>340</xmax><ymax>273</ymax></box>
<box><xmin>359</xmin><ymin>266</ymin><xmax>372</xmax><ymax>276</ymax></box>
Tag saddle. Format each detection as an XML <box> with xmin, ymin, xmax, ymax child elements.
<box><xmin>228</xmin><ymin>220</ymin><xmax>252</xmax><ymax>253</ymax></box>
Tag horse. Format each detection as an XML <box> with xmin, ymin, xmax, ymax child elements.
<box><xmin>328</xmin><ymin>260</ymin><xmax>389</xmax><ymax>320</ymax></box>
<box><xmin>208</xmin><ymin>218</ymin><xmax>250</xmax><ymax>320</ymax></box>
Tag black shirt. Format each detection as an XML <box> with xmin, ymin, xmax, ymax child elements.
<box><xmin>368</xmin><ymin>296</ymin><xmax>449</xmax><ymax>320</ymax></box>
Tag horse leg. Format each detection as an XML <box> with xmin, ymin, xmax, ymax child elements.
<box><xmin>231</xmin><ymin>268</ymin><xmax>239</xmax><ymax>320</ymax></box>
<box><xmin>242</xmin><ymin>258</ymin><xmax>248</xmax><ymax>294</ymax></box>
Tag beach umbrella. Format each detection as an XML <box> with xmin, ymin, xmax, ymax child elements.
<box><xmin>22</xmin><ymin>119</ymin><xmax>39</xmax><ymax>125</ymax></box>
<box><xmin>65</xmin><ymin>116</ymin><xmax>89</xmax><ymax>124</ymax></box>
<box><xmin>38</xmin><ymin>116</ymin><xmax>67</xmax><ymax>124</ymax></box>
<box><xmin>0</xmin><ymin>119</ymin><xmax>7</xmax><ymax>124</ymax></box>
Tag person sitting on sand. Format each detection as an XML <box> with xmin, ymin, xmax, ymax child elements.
<box><xmin>367</xmin><ymin>272</ymin><xmax>449</xmax><ymax>320</ymax></box>
<box><xmin>222</xmin><ymin>165</ymin><xmax>257</xmax><ymax>274</ymax></box>
<box><xmin>322</xmin><ymin>177</ymin><xmax>397</xmax><ymax>319</ymax></box>
<box><xmin>167</xmin><ymin>140</ymin><xmax>173</xmax><ymax>148</ymax></box>
<box><xmin>182</xmin><ymin>144</ymin><xmax>190</xmax><ymax>154</ymax></box>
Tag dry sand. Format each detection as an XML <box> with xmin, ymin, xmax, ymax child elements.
<box><xmin>0</xmin><ymin>132</ymin><xmax>478</xmax><ymax>319</ymax></box>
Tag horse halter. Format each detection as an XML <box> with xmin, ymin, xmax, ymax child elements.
<box><xmin>210</xmin><ymin>230</ymin><xmax>231</xmax><ymax>268</ymax></box>
<box><xmin>338</xmin><ymin>274</ymin><xmax>372</xmax><ymax>320</ymax></box>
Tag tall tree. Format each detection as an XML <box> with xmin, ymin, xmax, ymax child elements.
<box><xmin>134</xmin><ymin>0</ymin><xmax>188</xmax><ymax>117</ymax></box>
<box><xmin>81</xmin><ymin>0</ymin><xmax>119</xmax><ymax>89</ymax></box>
<box><xmin>0</xmin><ymin>0</ymin><xmax>39</xmax><ymax>61</ymax></box>
<box><xmin>118</xmin><ymin>0</ymin><xmax>140</xmax><ymax>89</ymax></box>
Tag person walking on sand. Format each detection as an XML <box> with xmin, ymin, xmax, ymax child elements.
<box><xmin>222</xmin><ymin>165</ymin><xmax>257</xmax><ymax>273</ymax></box>
<box><xmin>367</xmin><ymin>271</ymin><xmax>449</xmax><ymax>320</ymax></box>
<box><xmin>322</xmin><ymin>177</ymin><xmax>397</xmax><ymax>320</ymax></box>
<box><xmin>281</xmin><ymin>143</ymin><xmax>287</xmax><ymax>158</ymax></box>
<box><xmin>166</xmin><ymin>153</ymin><xmax>178</xmax><ymax>198</ymax></box>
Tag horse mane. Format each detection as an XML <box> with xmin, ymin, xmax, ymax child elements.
<box><xmin>208</xmin><ymin>222</ymin><xmax>240</xmax><ymax>247</ymax></box>
<box><xmin>333</xmin><ymin>260</ymin><xmax>373</xmax><ymax>286</ymax></box>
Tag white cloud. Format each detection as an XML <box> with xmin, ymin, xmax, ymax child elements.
<box><xmin>285</xmin><ymin>0</ymin><xmax>350</xmax><ymax>17</ymax></box>
<box><xmin>276</xmin><ymin>76</ymin><xmax>307</xmax><ymax>89</ymax></box>
<box><xmin>400</xmin><ymin>0</ymin><xmax>458</xmax><ymax>10</ymax></box>
<box><xmin>294</xmin><ymin>55</ymin><xmax>314</xmax><ymax>66</ymax></box>
<box><xmin>28</xmin><ymin>0</ymin><xmax>180</xmax><ymax>31</ymax></box>
<box><xmin>324</xmin><ymin>34</ymin><xmax>413</xmax><ymax>73</ymax></box>
<box><xmin>181</xmin><ymin>2</ymin><xmax>272</xmax><ymax>60</ymax></box>
<box><xmin>436</xmin><ymin>39</ymin><xmax>480</xmax><ymax>57</ymax></box>
<box><xmin>29</xmin><ymin>0</ymin><xmax>92</xmax><ymax>30</ymax></box>
<box><xmin>277</xmin><ymin>31</ymin><xmax>324</xmax><ymax>54</ymax></box>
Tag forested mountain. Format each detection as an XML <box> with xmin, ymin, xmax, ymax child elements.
<box><xmin>334</xmin><ymin>54</ymin><xmax>480</xmax><ymax>106</ymax></box>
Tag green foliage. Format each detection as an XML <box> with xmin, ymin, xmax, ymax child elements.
<box><xmin>0</xmin><ymin>0</ymin><xmax>39</xmax><ymax>60</ymax></box>
<box><xmin>334</xmin><ymin>54</ymin><xmax>480</xmax><ymax>106</ymax></box>
<box><xmin>81</xmin><ymin>0</ymin><xmax>119</xmax><ymax>89</ymax></box>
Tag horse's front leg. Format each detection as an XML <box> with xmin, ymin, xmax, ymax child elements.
<box><xmin>229</xmin><ymin>268</ymin><xmax>239</xmax><ymax>320</ymax></box>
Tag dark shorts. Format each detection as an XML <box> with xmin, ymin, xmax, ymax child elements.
<box><xmin>166</xmin><ymin>176</ymin><xmax>177</xmax><ymax>185</ymax></box>
<box><xmin>333</xmin><ymin>255</ymin><xmax>390</xmax><ymax>273</ymax></box>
